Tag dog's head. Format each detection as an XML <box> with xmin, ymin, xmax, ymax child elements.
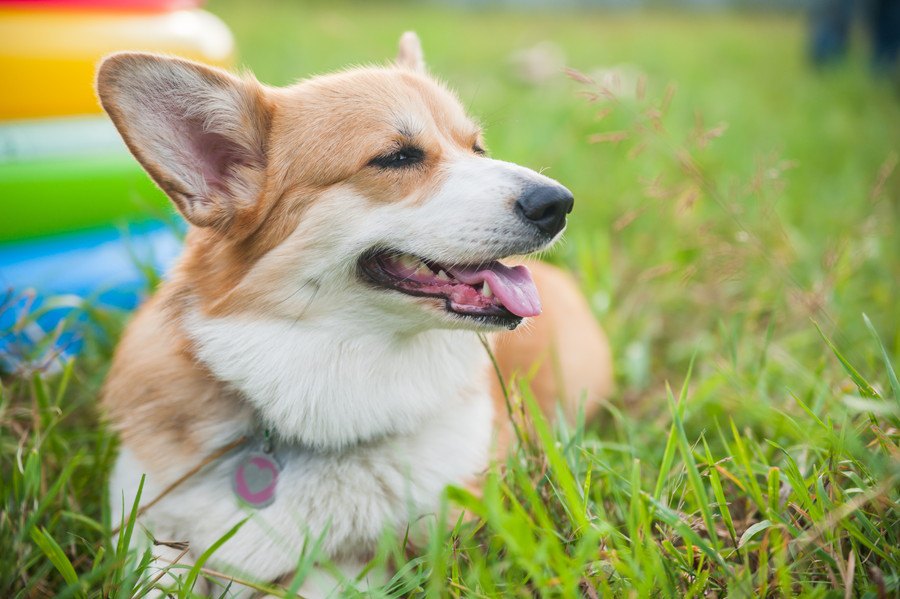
<box><xmin>97</xmin><ymin>33</ymin><xmax>573</xmax><ymax>332</ymax></box>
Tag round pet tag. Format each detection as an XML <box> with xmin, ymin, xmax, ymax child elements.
<box><xmin>232</xmin><ymin>451</ymin><xmax>280</xmax><ymax>508</ymax></box>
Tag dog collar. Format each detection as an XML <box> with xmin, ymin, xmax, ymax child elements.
<box><xmin>232</xmin><ymin>429</ymin><xmax>280</xmax><ymax>509</ymax></box>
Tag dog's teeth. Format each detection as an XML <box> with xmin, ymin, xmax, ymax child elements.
<box><xmin>436</xmin><ymin>270</ymin><xmax>450</xmax><ymax>281</ymax></box>
<box><xmin>398</xmin><ymin>255</ymin><xmax>419</xmax><ymax>270</ymax></box>
<box><xmin>481</xmin><ymin>281</ymin><xmax>493</xmax><ymax>298</ymax></box>
<box><xmin>414</xmin><ymin>264</ymin><xmax>432</xmax><ymax>277</ymax></box>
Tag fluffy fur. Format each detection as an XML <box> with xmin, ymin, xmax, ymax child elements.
<box><xmin>98</xmin><ymin>33</ymin><xmax>612</xmax><ymax>596</ymax></box>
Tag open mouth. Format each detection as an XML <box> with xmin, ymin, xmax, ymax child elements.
<box><xmin>358</xmin><ymin>250</ymin><xmax>542</xmax><ymax>329</ymax></box>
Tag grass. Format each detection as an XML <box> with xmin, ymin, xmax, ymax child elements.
<box><xmin>2</xmin><ymin>1</ymin><xmax>899</xmax><ymax>596</ymax></box>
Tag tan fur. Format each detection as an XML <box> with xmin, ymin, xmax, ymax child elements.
<box><xmin>498</xmin><ymin>261</ymin><xmax>612</xmax><ymax>416</ymax></box>
<box><xmin>102</xmin><ymin>288</ymin><xmax>251</xmax><ymax>478</ymax></box>
<box><xmin>489</xmin><ymin>261</ymin><xmax>612</xmax><ymax>455</ymax></box>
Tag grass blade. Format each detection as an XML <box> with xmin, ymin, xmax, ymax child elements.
<box><xmin>522</xmin><ymin>386</ymin><xmax>590</xmax><ymax>533</ymax></box>
<box><xmin>31</xmin><ymin>527</ymin><xmax>84</xmax><ymax>598</ymax></box>
<box><xmin>813</xmin><ymin>320</ymin><xmax>880</xmax><ymax>399</ymax></box>
<box><xmin>737</xmin><ymin>519</ymin><xmax>773</xmax><ymax>549</ymax></box>
<box><xmin>184</xmin><ymin>517</ymin><xmax>249</xmax><ymax>593</ymax></box>
<box><xmin>665</xmin><ymin>381</ymin><xmax>720</xmax><ymax>554</ymax></box>
<box><xmin>862</xmin><ymin>313</ymin><xmax>900</xmax><ymax>406</ymax></box>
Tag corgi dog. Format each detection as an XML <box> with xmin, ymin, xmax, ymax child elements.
<box><xmin>98</xmin><ymin>32</ymin><xmax>611</xmax><ymax>596</ymax></box>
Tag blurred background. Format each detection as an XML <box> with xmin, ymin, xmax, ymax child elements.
<box><xmin>3</xmin><ymin>4</ymin><xmax>899</xmax><ymax>595</ymax></box>
<box><xmin>1</xmin><ymin>0</ymin><xmax>898</xmax><ymax>390</ymax></box>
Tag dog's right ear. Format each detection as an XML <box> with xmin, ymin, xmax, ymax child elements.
<box><xmin>396</xmin><ymin>32</ymin><xmax>426</xmax><ymax>73</ymax></box>
<box><xmin>96</xmin><ymin>53</ymin><xmax>272</xmax><ymax>230</ymax></box>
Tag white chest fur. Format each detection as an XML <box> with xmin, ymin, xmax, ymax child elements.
<box><xmin>184</xmin><ymin>309</ymin><xmax>491</xmax><ymax>450</ymax></box>
<box><xmin>111</xmin><ymin>310</ymin><xmax>495</xmax><ymax>584</ymax></box>
<box><xmin>113</xmin><ymin>391</ymin><xmax>492</xmax><ymax>584</ymax></box>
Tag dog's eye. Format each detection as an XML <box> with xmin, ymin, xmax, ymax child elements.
<box><xmin>473</xmin><ymin>144</ymin><xmax>486</xmax><ymax>156</ymax></box>
<box><xmin>368</xmin><ymin>146</ymin><xmax>425</xmax><ymax>169</ymax></box>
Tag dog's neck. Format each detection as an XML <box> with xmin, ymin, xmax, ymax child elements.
<box><xmin>184</xmin><ymin>307</ymin><xmax>491</xmax><ymax>451</ymax></box>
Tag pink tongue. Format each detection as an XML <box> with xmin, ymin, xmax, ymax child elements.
<box><xmin>446</xmin><ymin>262</ymin><xmax>542</xmax><ymax>318</ymax></box>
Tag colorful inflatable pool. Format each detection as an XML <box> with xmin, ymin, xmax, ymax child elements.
<box><xmin>0</xmin><ymin>0</ymin><xmax>234</xmax><ymax>368</ymax></box>
<box><xmin>0</xmin><ymin>1</ymin><xmax>231</xmax><ymax>119</ymax></box>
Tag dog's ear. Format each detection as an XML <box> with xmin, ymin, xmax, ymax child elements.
<box><xmin>96</xmin><ymin>53</ymin><xmax>272</xmax><ymax>230</ymax></box>
<box><xmin>396</xmin><ymin>31</ymin><xmax>426</xmax><ymax>73</ymax></box>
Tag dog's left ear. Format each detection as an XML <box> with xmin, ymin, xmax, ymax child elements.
<box><xmin>396</xmin><ymin>31</ymin><xmax>426</xmax><ymax>73</ymax></box>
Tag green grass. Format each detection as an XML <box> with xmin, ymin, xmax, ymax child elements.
<box><xmin>2</xmin><ymin>1</ymin><xmax>899</xmax><ymax>596</ymax></box>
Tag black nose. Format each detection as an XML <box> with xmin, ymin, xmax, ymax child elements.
<box><xmin>515</xmin><ymin>184</ymin><xmax>574</xmax><ymax>237</ymax></box>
